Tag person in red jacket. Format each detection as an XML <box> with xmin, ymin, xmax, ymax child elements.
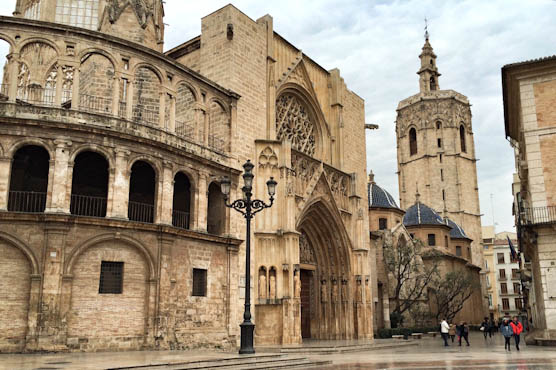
<box><xmin>510</xmin><ymin>316</ymin><xmax>524</xmax><ymax>351</ymax></box>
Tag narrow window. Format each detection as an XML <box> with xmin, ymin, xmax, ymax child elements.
<box><xmin>442</xmin><ymin>190</ymin><xmax>446</xmax><ymax>201</ymax></box>
<box><xmin>502</xmin><ymin>298</ymin><xmax>510</xmax><ymax>310</ymax></box>
<box><xmin>497</xmin><ymin>253</ymin><xmax>505</xmax><ymax>264</ymax></box>
<box><xmin>436</xmin><ymin>121</ymin><xmax>441</xmax><ymax>129</ymax></box>
<box><xmin>499</xmin><ymin>269</ymin><xmax>506</xmax><ymax>279</ymax></box>
<box><xmin>192</xmin><ymin>268</ymin><xmax>207</xmax><ymax>297</ymax></box>
<box><xmin>512</xmin><ymin>268</ymin><xmax>520</xmax><ymax>279</ymax></box>
<box><xmin>410</xmin><ymin>233</ymin><xmax>415</xmax><ymax>239</ymax></box>
<box><xmin>467</xmin><ymin>247</ymin><xmax>471</xmax><ymax>258</ymax></box>
<box><xmin>501</xmin><ymin>283</ymin><xmax>508</xmax><ymax>294</ymax></box>
<box><xmin>440</xmin><ymin>169</ymin><xmax>444</xmax><ymax>181</ymax></box>
<box><xmin>513</xmin><ymin>283</ymin><xmax>521</xmax><ymax>294</ymax></box>
<box><xmin>439</xmin><ymin>154</ymin><xmax>443</xmax><ymax>163</ymax></box>
<box><xmin>378</xmin><ymin>218</ymin><xmax>388</xmax><ymax>230</ymax></box>
<box><xmin>460</xmin><ymin>125</ymin><xmax>467</xmax><ymax>153</ymax></box>
<box><xmin>437</xmin><ymin>138</ymin><xmax>442</xmax><ymax>148</ymax></box>
<box><xmin>409</xmin><ymin>128</ymin><xmax>417</xmax><ymax>156</ymax></box>
<box><xmin>444</xmin><ymin>235</ymin><xmax>448</xmax><ymax>248</ymax></box>
<box><xmin>427</xmin><ymin>234</ymin><xmax>436</xmax><ymax>246</ymax></box>
<box><xmin>99</xmin><ymin>261</ymin><xmax>124</xmax><ymax>294</ymax></box>
<box><xmin>456</xmin><ymin>246</ymin><xmax>462</xmax><ymax>256</ymax></box>
<box><xmin>430</xmin><ymin>76</ymin><xmax>436</xmax><ymax>91</ymax></box>
<box><xmin>515</xmin><ymin>298</ymin><xmax>522</xmax><ymax>310</ymax></box>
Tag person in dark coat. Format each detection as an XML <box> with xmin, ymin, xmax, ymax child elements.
<box><xmin>480</xmin><ymin>317</ymin><xmax>491</xmax><ymax>339</ymax></box>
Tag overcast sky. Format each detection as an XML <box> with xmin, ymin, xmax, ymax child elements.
<box><xmin>1</xmin><ymin>0</ymin><xmax>555</xmax><ymax>233</ymax></box>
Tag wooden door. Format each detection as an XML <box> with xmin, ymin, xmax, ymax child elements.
<box><xmin>300</xmin><ymin>269</ymin><xmax>312</xmax><ymax>338</ymax></box>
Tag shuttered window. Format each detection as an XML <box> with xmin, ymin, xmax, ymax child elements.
<box><xmin>192</xmin><ymin>268</ymin><xmax>207</xmax><ymax>297</ymax></box>
<box><xmin>99</xmin><ymin>261</ymin><xmax>123</xmax><ymax>294</ymax></box>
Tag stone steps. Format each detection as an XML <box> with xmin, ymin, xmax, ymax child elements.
<box><xmin>278</xmin><ymin>341</ymin><xmax>418</xmax><ymax>355</ymax></box>
<box><xmin>108</xmin><ymin>353</ymin><xmax>330</xmax><ymax>370</ymax></box>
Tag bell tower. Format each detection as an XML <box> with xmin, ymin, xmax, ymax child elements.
<box><xmin>395</xmin><ymin>36</ymin><xmax>484</xmax><ymax>269</ymax></box>
<box><xmin>13</xmin><ymin>0</ymin><xmax>165</xmax><ymax>52</ymax></box>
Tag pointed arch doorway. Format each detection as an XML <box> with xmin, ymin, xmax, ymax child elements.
<box><xmin>297</xmin><ymin>199</ymin><xmax>354</xmax><ymax>340</ymax></box>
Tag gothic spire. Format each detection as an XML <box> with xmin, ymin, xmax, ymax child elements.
<box><xmin>417</xmin><ymin>23</ymin><xmax>441</xmax><ymax>93</ymax></box>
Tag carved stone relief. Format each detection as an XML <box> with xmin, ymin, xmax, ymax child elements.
<box><xmin>258</xmin><ymin>146</ymin><xmax>278</xmax><ymax>169</ymax></box>
<box><xmin>276</xmin><ymin>94</ymin><xmax>316</xmax><ymax>156</ymax></box>
<box><xmin>107</xmin><ymin>0</ymin><xmax>152</xmax><ymax>28</ymax></box>
<box><xmin>299</xmin><ymin>232</ymin><xmax>316</xmax><ymax>265</ymax></box>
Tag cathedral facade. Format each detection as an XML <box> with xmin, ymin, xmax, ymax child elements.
<box><xmin>0</xmin><ymin>1</ymin><xmax>373</xmax><ymax>352</ymax></box>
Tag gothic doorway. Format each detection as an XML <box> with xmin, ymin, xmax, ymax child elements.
<box><xmin>297</xmin><ymin>199</ymin><xmax>354</xmax><ymax>340</ymax></box>
<box><xmin>300</xmin><ymin>269</ymin><xmax>312</xmax><ymax>338</ymax></box>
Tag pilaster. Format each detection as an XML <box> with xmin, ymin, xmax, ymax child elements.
<box><xmin>108</xmin><ymin>148</ymin><xmax>130</xmax><ymax>219</ymax></box>
<box><xmin>46</xmin><ymin>139</ymin><xmax>72</xmax><ymax>213</ymax></box>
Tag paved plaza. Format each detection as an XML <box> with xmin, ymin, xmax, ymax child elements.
<box><xmin>2</xmin><ymin>333</ymin><xmax>556</xmax><ymax>369</ymax></box>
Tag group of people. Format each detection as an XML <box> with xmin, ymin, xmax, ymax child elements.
<box><xmin>440</xmin><ymin>319</ymin><xmax>470</xmax><ymax>346</ymax></box>
<box><xmin>440</xmin><ymin>316</ymin><xmax>523</xmax><ymax>351</ymax></box>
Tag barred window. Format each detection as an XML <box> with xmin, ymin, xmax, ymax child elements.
<box><xmin>99</xmin><ymin>261</ymin><xmax>123</xmax><ymax>294</ymax></box>
<box><xmin>55</xmin><ymin>0</ymin><xmax>99</xmax><ymax>30</ymax></box>
<box><xmin>192</xmin><ymin>268</ymin><xmax>207</xmax><ymax>297</ymax></box>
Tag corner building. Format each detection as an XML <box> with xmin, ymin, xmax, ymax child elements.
<box><xmin>0</xmin><ymin>2</ymin><xmax>372</xmax><ymax>352</ymax></box>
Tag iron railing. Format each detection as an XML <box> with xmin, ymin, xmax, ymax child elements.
<box><xmin>172</xmin><ymin>210</ymin><xmax>190</xmax><ymax>229</ymax></box>
<box><xmin>128</xmin><ymin>201</ymin><xmax>154</xmax><ymax>223</ymax></box>
<box><xmin>208</xmin><ymin>134</ymin><xmax>226</xmax><ymax>152</ymax></box>
<box><xmin>8</xmin><ymin>191</ymin><xmax>46</xmax><ymax>213</ymax></box>
<box><xmin>17</xmin><ymin>86</ymin><xmax>56</xmax><ymax>106</ymax></box>
<box><xmin>133</xmin><ymin>107</ymin><xmax>159</xmax><ymax>127</ymax></box>
<box><xmin>175</xmin><ymin>120</ymin><xmax>195</xmax><ymax>140</ymax></box>
<box><xmin>70</xmin><ymin>194</ymin><xmax>107</xmax><ymax>217</ymax></box>
<box><xmin>520</xmin><ymin>206</ymin><xmax>556</xmax><ymax>226</ymax></box>
<box><xmin>79</xmin><ymin>93</ymin><xmax>112</xmax><ymax>114</ymax></box>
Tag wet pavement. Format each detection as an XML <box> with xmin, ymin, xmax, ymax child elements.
<box><xmin>1</xmin><ymin>333</ymin><xmax>556</xmax><ymax>369</ymax></box>
<box><xmin>317</xmin><ymin>332</ymin><xmax>556</xmax><ymax>369</ymax></box>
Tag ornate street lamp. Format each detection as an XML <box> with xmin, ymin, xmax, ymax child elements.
<box><xmin>220</xmin><ymin>160</ymin><xmax>277</xmax><ymax>354</ymax></box>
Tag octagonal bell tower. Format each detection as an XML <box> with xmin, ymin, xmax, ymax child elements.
<box><xmin>395</xmin><ymin>36</ymin><xmax>483</xmax><ymax>269</ymax></box>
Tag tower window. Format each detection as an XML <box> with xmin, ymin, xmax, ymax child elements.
<box><xmin>409</xmin><ymin>128</ymin><xmax>417</xmax><ymax>156</ymax></box>
<box><xmin>460</xmin><ymin>125</ymin><xmax>467</xmax><ymax>153</ymax></box>
<box><xmin>436</xmin><ymin>121</ymin><xmax>441</xmax><ymax>129</ymax></box>
<box><xmin>440</xmin><ymin>169</ymin><xmax>444</xmax><ymax>181</ymax></box>
<box><xmin>430</xmin><ymin>77</ymin><xmax>436</xmax><ymax>91</ymax></box>
<box><xmin>439</xmin><ymin>154</ymin><xmax>443</xmax><ymax>163</ymax></box>
<box><xmin>428</xmin><ymin>234</ymin><xmax>436</xmax><ymax>246</ymax></box>
<box><xmin>437</xmin><ymin>138</ymin><xmax>442</xmax><ymax>148</ymax></box>
<box><xmin>456</xmin><ymin>246</ymin><xmax>462</xmax><ymax>256</ymax></box>
<box><xmin>379</xmin><ymin>218</ymin><xmax>388</xmax><ymax>230</ymax></box>
<box><xmin>442</xmin><ymin>190</ymin><xmax>446</xmax><ymax>201</ymax></box>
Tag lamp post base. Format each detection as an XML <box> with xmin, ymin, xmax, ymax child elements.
<box><xmin>239</xmin><ymin>321</ymin><xmax>255</xmax><ymax>354</ymax></box>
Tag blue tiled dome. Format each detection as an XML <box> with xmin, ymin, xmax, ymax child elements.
<box><xmin>368</xmin><ymin>182</ymin><xmax>400</xmax><ymax>209</ymax></box>
<box><xmin>403</xmin><ymin>202</ymin><xmax>445</xmax><ymax>226</ymax></box>
<box><xmin>446</xmin><ymin>218</ymin><xmax>470</xmax><ymax>239</ymax></box>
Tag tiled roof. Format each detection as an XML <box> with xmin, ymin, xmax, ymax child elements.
<box><xmin>368</xmin><ymin>182</ymin><xmax>400</xmax><ymax>209</ymax></box>
<box><xmin>503</xmin><ymin>55</ymin><xmax>556</xmax><ymax>69</ymax></box>
<box><xmin>403</xmin><ymin>202</ymin><xmax>445</xmax><ymax>226</ymax></box>
<box><xmin>446</xmin><ymin>218</ymin><xmax>469</xmax><ymax>240</ymax></box>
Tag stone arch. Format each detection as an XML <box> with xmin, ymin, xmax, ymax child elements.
<box><xmin>0</xmin><ymin>231</ymin><xmax>40</xmax><ymax>275</ymax></box>
<box><xmin>131</xmin><ymin>62</ymin><xmax>163</xmax><ymax>84</ymax></box>
<box><xmin>208</xmin><ymin>99</ymin><xmax>230</xmax><ymax>152</ymax></box>
<box><xmin>79</xmin><ymin>52</ymin><xmax>115</xmax><ymax>113</ymax></box>
<box><xmin>0</xmin><ymin>33</ymin><xmax>16</xmax><ymax>51</ymax></box>
<box><xmin>175</xmin><ymin>82</ymin><xmax>199</xmax><ymax>139</ymax></box>
<box><xmin>127</xmin><ymin>155</ymin><xmax>161</xmax><ymax>177</ymax></box>
<box><xmin>275</xmin><ymin>85</ymin><xmax>328</xmax><ymax>159</ymax></box>
<box><xmin>7</xmin><ymin>139</ymin><xmax>54</xmax><ymax>160</ymax></box>
<box><xmin>78</xmin><ymin>48</ymin><xmax>118</xmax><ymax>71</ymax></box>
<box><xmin>16</xmin><ymin>38</ymin><xmax>60</xmax><ymax>56</ymax></box>
<box><xmin>69</xmin><ymin>144</ymin><xmax>115</xmax><ymax>169</ymax></box>
<box><xmin>0</xmin><ymin>232</ymin><xmax>37</xmax><ymax>352</ymax></box>
<box><xmin>132</xmin><ymin>64</ymin><xmax>162</xmax><ymax>126</ymax></box>
<box><xmin>65</xmin><ymin>233</ymin><xmax>155</xmax><ymax>280</ymax></box>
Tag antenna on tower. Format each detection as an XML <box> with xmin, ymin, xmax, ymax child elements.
<box><xmin>424</xmin><ymin>17</ymin><xmax>429</xmax><ymax>40</ymax></box>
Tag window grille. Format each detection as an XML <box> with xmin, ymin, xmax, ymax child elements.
<box><xmin>192</xmin><ymin>268</ymin><xmax>207</xmax><ymax>297</ymax></box>
<box><xmin>99</xmin><ymin>261</ymin><xmax>123</xmax><ymax>294</ymax></box>
<box><xmin>55</xmin><ymin>0</ymin><xmax>99</xmax><ymax>30</ymax></box>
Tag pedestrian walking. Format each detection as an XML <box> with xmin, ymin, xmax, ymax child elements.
<box><xmin>449</xmin><ymin>322</ymin><xmax>456</xmax><ymax>343</ymax></box>
<box><xmin>440</xmin><ymin>318</ymin><xmax>450</xmax><ymax>347</ymax></box>
<box><xmin>510</xmin><ymin>316</ymin><xmax>523</xmax><ymax>351</ymax></box>
<box><xmin>480</xmin><ymin>317</ymin><xmax>490</xmax><ymax>340</ymax></box>
<box><xmin>461</xmin><ymin>322</ymin><xmax>470</xmax><ymax>346</ymax></box>
<box><xmin>501</xmin><ymin>318</ymin><xmax>513</xmax><ymax>351</ymax></box>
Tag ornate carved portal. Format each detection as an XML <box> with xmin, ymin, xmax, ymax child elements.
<box><xmin>276</xmin><ymin>94</ymin><xmax>316</xmax><ymax>157</ymax></box>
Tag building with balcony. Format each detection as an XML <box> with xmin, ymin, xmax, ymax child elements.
<box><xmin>0</xmin><ymin>2</ymin><xmax>373</xmax><ymax>352</ymax></box>
<box><xmin>502</xmin><ymin>55</ymin><xmax>556</xmax><ymax>343</ymax></box>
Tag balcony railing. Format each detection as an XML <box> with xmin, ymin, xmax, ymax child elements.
<box><xmin>175</xmin><ymin>120</ymin><xmax>195</xmax><ymax>140</ymax></box>
<box><xmin>17</xmin><ymin>86</ymin><xmax>56</xmax><ymax>106</ymax></box>
<box><xmin>172</xmin><ymin>210</ymin><xmax>190</xmax><ymax>229</ymax></box>
<box><xmin>128</xmin><ymin>201</ymin><xmax>154</xmax><ymax>223</ymax></box>
<box><xmin>70</xmin><ymin>194</ymin><xmax>107</xmax><ymax>218</ymax></box>
<box><xmin>133</xmin><ymin>107</ymin><xmax>159</xmax><ymax>127</ymax></box>
<box><xmin>79</xmin><ymin>93</ymin><xmax>112</xmax><ymax>114</ymax></box>
<box><xmin>520</xmin><ymin>206</ymin><xmax>556</xmax><ymax>226</ymax></box>
<box><xmin>7</xmin><ymin>191</ymin><xmax>46</xmax><ymax>213</ymax></box>
<box><xmin>208</xmin><ymin>134</ymin><xmax>226</xmax><ymax>152</ymax></box>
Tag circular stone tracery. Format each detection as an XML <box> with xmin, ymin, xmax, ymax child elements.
<box><xmin>276</xmin><ymin>94</ymin><xmax>316</xmax><ymax>156</ymax></box>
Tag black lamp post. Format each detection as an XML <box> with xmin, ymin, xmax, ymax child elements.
<box><xmin>220</xmin><ymin>160</ymin><xmax>277</xmax><ymax>354</ymax></box>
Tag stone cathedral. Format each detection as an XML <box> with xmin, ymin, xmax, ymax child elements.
<box><xmin>0</xmin><ymin>1</ymin><xmax>373</xmax><ymax>352</ymax></box>
<box><xmin>396</xmin><ymin>36</ymin><xmax>488</xmax><ymax>313</ymax></box>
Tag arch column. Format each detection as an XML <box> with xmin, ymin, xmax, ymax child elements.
<box><xmin>71</xmin><ymin>67</ymin><xmax>80</xmax><ymax>110</ymax></box>
<box><xmin>195</xmin><ymin>172</ymin><xmax>208</xmax><ymax>232</ymax></box>
<box><xmin>8</xmin><ymin>53</ymin><xmax>19</xmax><ymax>102</ymax></box>
<box><xmin>46</xmin><ymin>139</ymin><xmax>72</xmax><ymax>213</ymax></box>
<box><xmin>0</xmin><ymin>156</ymin><xmax>12</xmax><ymax>210</ymax></box>
<box><xmin>107</xmin><ymin>148</ymin><xmax>130</xmax><ymax>219</ymax></box>
<box><xmin>157</xmin><ymin>160</ymin><xmax>173</xmax><ymax>225</ymax></box>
